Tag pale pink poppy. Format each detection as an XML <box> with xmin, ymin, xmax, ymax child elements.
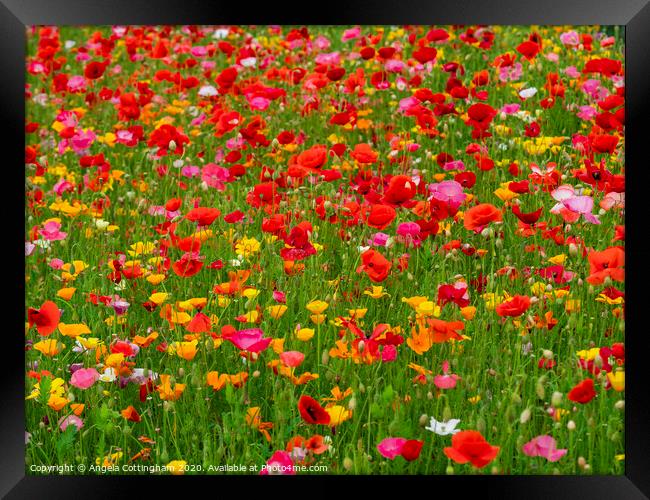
<box><xmin>522</xmin><ymin>435</ymin><xmax>568</xmax><ymax>462</ymax></box>
<box><xmin>563</xmin><ymin>195</ymin><xmax>600</xmax><ymax>224</ymax></box>
<box><xmin>59</xmin><ymin>415</ymin><xmax>84</xmax><ymax>432</ymax></box>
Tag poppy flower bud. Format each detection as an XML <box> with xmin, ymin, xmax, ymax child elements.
<box><xmin>168</xmin><ymin>140</ymin><xmax>177</xmax><ymax>151</ymax></box>
<box><xmin>427</xmin><ymin>391</ymin><xmax>434</xmax><ymax>400</ymax></box>
<box><xmin>495</xmin><ymin>238</ymin><xmax>503</xmax><ymax>248</ymax></box>
<box><xmin>615</xmin><ymin>400</ymin><xmax>625</xmax><ymax>410</ymax></box>
<box><xmin>567</xmin><ymin>420</ymin><xmax>576</xmax><ymax>431</ymax></box>
<box><xmin>348</xmin><ymin>397</ymin><xmax>357</xmax><ymax>411</ymax></box>
<box><xmin>419</xmin><ymin>414</ymin><xmax>429</xmax><ymax>426</ymax></box>
<box><xmin>477</xmin><ymin>417</ymin><xmax>486</xmax><ymax>434</ymax></box>
<box><xmin>252</xmin><ymin>370</ymin><xmax>260</xmax><ymax>378</ymax></box>
<box><xmin>480</xmin><ymin>227</ymin><xmax>494</xmax><ymax>238</ymax></box>
<box><xmin>491</xmin><ymin>466</ymin><xmax>499</xmax><ymax>475</ymax></box>
<box><xmin>322</xmin><ymin>350</ymin><xmax>329</xmax><ymax>365</ymax></box>
<box><xmin>343</xmin><ymin>457</ymin><xmax>353</xmax><ymax>471</ymax></box>
<box><xmin>446</xmin><ymin>465</ymin><xmax>454</xmax><ymax>475</ymax></box>
<box><xmin>358</xmin><ymin>383</ymin><xmax>365</xmax><ymax>393</ymax></box>
<box><xmin>178</xmin><ymin>367</ymin><xmax>185</xmax><ymax>377</ymax></box>
<box><xmin>577</xmin><ymin>456</ymin><xmax>586</xmax><ymax>468</ymax></box>
<box><xmin>443</xmin><ymin>406</ymin><xmax>452</xmax><ymax>421</ymax></box>
<box><xmin>543</xmin><ymin>349</ymin><xmax>554</xmax><ymax>360</ymax></box>
<box><xmin>551</xmin><ymin>391</ymin><xmax>563</xmax><ymax>407</ymax></box>
<box><xmin>519</xmin><ymin>407</ymin><xmax>531</xmax><ymax>424</ymax></box>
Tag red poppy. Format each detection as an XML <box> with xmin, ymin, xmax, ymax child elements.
<box><xmin>296</xmin><ymin>145</ymin><xmax>328</xmax><ymax>170</ymax></box>
<box><xmin>185</xmin><ymin>207</ymin><xmax>221</xmax><ymax>226</ymax></box>
<box><xmin>443</xmin><ymin>430</ymin><xmax>500</xmax><ymax>468</ymax></box>
<box><xmin>298</xmin><ymin>395</ymin><xmax>330</xmax><ymax>425</ymax></box>
<box><xmin>27</xmin><ymin>300</ymin><xmax>61</xmax><ymax>336</ymax></box>
<box><xmin>350</xmin><ymin>143</ymin><xmax>379</xmax><ymax>164</ymax></box>
<box><xmin>496</xmin><ymin>295</ymin><xmax>531</xmax><ymax>317</ymax></box>
<box><xmin>568</xmin><ymin>378</ymin><xmax>597</xmax><ymax>404</ymax></box>
<box><xmin>586</xmin><ymin>247</ymin><xmax>624</xmax><ymax>285</ymax></box>
<box><xmin>364</xmin><ymin>204</ymin><xmax>397</xmax><ymax>230</ymax></box>
<box><xmin>466</xmin><ymin>103</ymin><xmax>497</xmax><ymax>132</ymax></box>
<box><xmin>171</xmin><ymin>253</ymin><xmax>204</xmax><ymax>277</ymax></box>
<box><xmin>463</xmin><ymin>203</ymin><xmax>502</xmax><ymax>232</ymax></box>
<box><xmin>401</xmin><ymin>440</ymin><xmax>424</xmax><ymax>461</ymax></box>
<box><xmin>516</xmin><ymin>40</ymin><xmax>540</xmax><ymax>60</ymax></box>
<box><xmin>590</xmin><ymin>134</ymin><xmax>619</xmax><ymax>154</ymax></box>
<box><xmin>382</xmin><ymin>175</ymin><xmax>417</xmax><ymax>206</ymax></box>
<box><xmin>186</xmin><ymin>312</ymin><xmax>211</xmax><ymax>333</ymax></box>
<box><xmin>357</xmin><ymin>249</ymin><xmax>392</xmax><ymax>283</ymax></box>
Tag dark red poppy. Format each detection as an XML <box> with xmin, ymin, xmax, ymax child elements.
<box><xmin>512</xmin><ymin>205</ymin><xmax>543</xmax><ymax>224</ymax></box>
<box><xmin>401</xmin><ymin>440</ymin><xmax>424</xmax><ymax>461</ymax></box>
<box><xmin>298</xmin><ymin>395</ymin><xmax>330</xmax><ymax>425</ymax></box>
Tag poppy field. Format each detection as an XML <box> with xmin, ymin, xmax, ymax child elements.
<box><xmin>25</xmin><ymin>25</ymin><xmax>625</xmax><ymax>475</ymax></box>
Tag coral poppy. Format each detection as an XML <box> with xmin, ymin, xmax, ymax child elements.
<box><xmin>443</xmin><ymin>430</ymin><xmax>500</xmax><ymax>468</ymax></box>
<box><xmin>463</xmin><ymin>203</ymin><xmax>502</xmax><ymax>232</ymax></box>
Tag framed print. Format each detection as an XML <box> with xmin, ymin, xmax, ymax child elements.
<box><xmin>4</xmin><ymin>0</ymin><xmax>650</xmax><ymax>498</ymax></box>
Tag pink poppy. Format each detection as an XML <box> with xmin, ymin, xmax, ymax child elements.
<box><xmin>377</xmin><ymin>437</ymin><xmax>407</xmax><ymax>459</ymax></box>
<box><xmin>39</xmin><ymin>221</ymin><xmax>68</xmax><ymax>241</ymax></box>
<box><xmin>522</xmin><ymin>435</ymin><xmax>568</xmax><ymax>462</ymax></box>
<box><xmin>428</xmin><ymin>180</ymin><xmax>467</xmax><ymax>211</ymax></box>
<box><xmin>201</xmin><ymin>163</ymin><xmax>231</xmax><ymax>190</ymax></box>
<box><xmin>228</xmin><ymin>328</ymin><xmax>272</xmax><ymax>353</ymax></box>
<box><xmin>70</xmin><ymin>368</ymin><xmax>99</xmax><ymax>390</ymax></box>
<box><xmin>433</xmin><ymin>360</ymin><xmax>461</xmax><ymax>389</ymax></box>
<box><xmin>260</xmin><ymin>450</ymin><xmax>295</xmax><ymax>475</ymax></box>
<box><xmin>381</xmin><ymin>344</ymin><xmax>397</xmax><ymax>363</ymax></box>
<box><xmin>396</xmin><ymin>222</ymin><xmax>422</xmax><ymax>247</ymax></box>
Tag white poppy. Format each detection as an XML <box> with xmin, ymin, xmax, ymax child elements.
<box><xmin>425</xmin><ymin>417</ymin><xmax>461</xmax><ymax>436</ymax></box>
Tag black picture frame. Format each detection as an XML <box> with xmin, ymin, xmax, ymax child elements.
<box><xmin>5</xmin><ymin>1</ymin><xmax>649</xmax><ymax>498</ymax></box>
